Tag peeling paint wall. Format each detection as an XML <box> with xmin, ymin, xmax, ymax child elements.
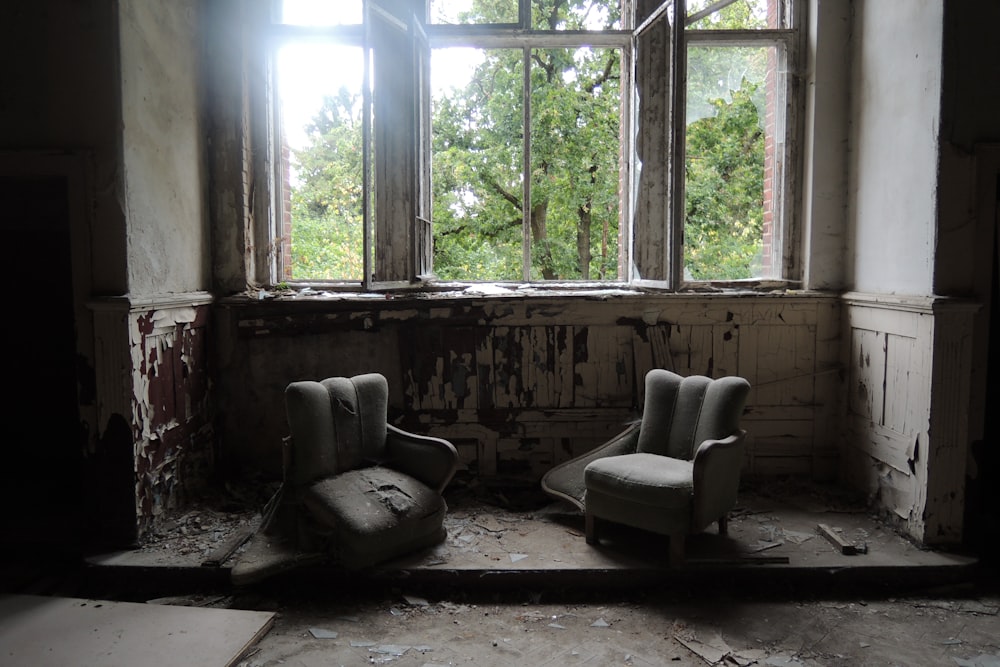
<box><xmin>215</xmin><ymin>292</ymin><xmax>842</xmax><ymax>485</ymax></box>
<box><xmin>93</xmin><ymin>297</ymin><xmax>214</xmax><ymax>539</ymax></box>
<box><xmin>132</xmin><ymin>306</ymin><xmax>213</xmax><ymax>532</ymax></box>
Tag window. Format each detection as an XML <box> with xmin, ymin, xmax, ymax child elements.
<box><xmin>264</xmin><ymin>0</ymin><xmax>800</xmax><ymax>289</ymax></box>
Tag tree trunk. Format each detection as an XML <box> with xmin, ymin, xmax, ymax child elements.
<box><xmin>577</xmin><ymin>201</ymin><xmax>592</xmax><ymax>279</ymax></box>
<box><xmin>530</xmin><ymin>201</ymin><xmax>556</xmax><ymax>279</ymax></box>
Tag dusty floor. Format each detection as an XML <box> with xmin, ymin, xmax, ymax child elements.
<box><xmin>86</xmin><ymin>474</ymin><xmax>980</xmax><ymax>580</ymax></box>
<box><xmin>231</xmin><ymin>587</ymin><xmax>1000</xmax><ymax>667</ymax></box>
<box><xmin>5</xmin><ymin>477</ymin><xmax>1000</xmax><ymax>666</ymax></box>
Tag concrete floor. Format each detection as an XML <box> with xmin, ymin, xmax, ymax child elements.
<box><xmin>5</xmin><ymin>478</ymin><xmax>1000</xmax><ymax>666</ymax></box>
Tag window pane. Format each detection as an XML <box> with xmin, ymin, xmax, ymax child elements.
<box><xmin>430</xmin><ymin>0</ymin><xmax>518</xmax><ymax>24</ymax></box>
<box><xmin>684</xmin><ymin>44</ymin><xmax>781</xmax><ymax>281</ymax></box>
<box><xmin>686</xmin><ymin>0</ymin><xmax>785</xmax><ymax>30</ymax></box>
<box><xmin>274</xmin><ymin>0</ymin><xmax>363</xmax><ymax>26</ymax></box>
<box><xmin>530</xmin><ymin>47</ymin><xmax>622</xmax><ymax>280</ymax></box>
<box><xmin>431</xmin><ymin>47</ymin><xmax>524</xmax><ymax>281</ymax></box>
<box><xmin>430</xmin><ymin>0</ymin><xmax>623</xmax><ymax>28</ymax></box>
<box><xmin>276</xmin><ymin>43</ymin><xmax>366</xmax><ymax>281</ymax></box>
<box><xmin>532</xmin><ymin>0</ymin><xmax>623</xmax><ymax>30</ymax></box>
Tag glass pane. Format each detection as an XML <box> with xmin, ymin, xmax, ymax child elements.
<box><xmin>684</xmin><ymin>44</ymin><xmax>781</xmax><ymax>281</ymax></box>
<box><xmin>431</xmin><ymin>47</ymin><xmax>524</xmax><ymax>281</ymax></box>
<box><xmin>430</xmin><ymin>0</ymin><xmax>623</xmax><ymax>28</ymax></box>
<box><xmin>430</xmin><ymin>0</ymin><xmax>518</xmax><ymax>24</ymax></box>
<box><xmin>532</xmin><ymin>0</ymin><xmax>624</xmax><ymax>30</ymax></box>
<box><xmin>530</xmin><ymin>47</ymin><xmax>622</xmax><ymax>281</ymax></box>
<box><xmin>276</xmin><ymin>43</ymin><xmax>366</xmax><ymax>281</ymax></box>
<box><xmin>686</xmin><ymin>0</ymin><xmax>785</xmax><ymax>30</ymax></box>
<box><xmin>274</xmin><ymin>0</ymin><xmax>363</xmax><ymax>26</ymax></box>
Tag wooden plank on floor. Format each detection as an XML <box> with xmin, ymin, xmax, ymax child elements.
<box><xmin>816</xmin><ymin>523</ymin><xmax>860</xmax><ymax>555</ymax></box>
<box><xmin>0</xmin><ymin>594</ymin><xmax>274</xmax><ymax>667</ymax></box>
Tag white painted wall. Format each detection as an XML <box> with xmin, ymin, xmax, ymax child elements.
<box><xmin>799</xmin><ymin>0</ymin><xmax>851</xmax><ymax>290</ymax></box>
<box><xmin>120</xmin><ymin>0</ymin><xmax>209</xmax><ymax>296</ymax></box>
<box><xmin>847</xmin><ymin>0</ymin><xmax>943</xmax><ymax>296</ymax></box>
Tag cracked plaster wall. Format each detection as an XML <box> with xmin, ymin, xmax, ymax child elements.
<box><xmin>119</xmin><ymin>0</ymin><xmax>210</xmax><ymax>296</ymax></box>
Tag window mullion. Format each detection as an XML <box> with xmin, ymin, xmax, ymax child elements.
<box><xmin>522</xmin><ymin>45</ymin><xmax>532</xmax><ymax>282</ymax></box>
<box><xmin>668</xmin><ymin>0</ymin><xmax>686</xmax><ymax>288</ymax></box>
<box><xmin>413</xmin><ymin>12</ymin><xmax>432</xmax><ymax>279</ymax></box>
<box><xmin>519</xmin><ymin>0</ymin><xmax>530</xmax><ymax>27</ymax></box>
<box><xmin>362</xmin><ymin>0</ymin><xmax>375</xmax><ymax>289</ymax></box>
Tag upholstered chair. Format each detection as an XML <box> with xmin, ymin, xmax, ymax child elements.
<box><xmin>231</xmin><ymin>372</ymin><xmax>458</xmax><ymax>584</ymax></box>
<box><xmin>541</xmin><ymin>368</ymin><xmax>751</xmax><ymax>567</ymax></box>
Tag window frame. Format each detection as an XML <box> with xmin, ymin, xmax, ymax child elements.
<box><xmin>259</xmin><ymin>0</ymin><xmax>804</xmax><ymax>293</ymax></box>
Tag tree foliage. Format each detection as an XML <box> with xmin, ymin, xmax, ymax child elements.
<box><xmin>287</xmin><ymin>87</ymin><xmax>365</xmax><ymax>280</ymax></box>
<box><xmin>431</xmin><ymin>0</ymin><xmax>622</xmax><ymax>281</ymax></box>
<box><xmin>685</xmin><ymin>80</ymin><xmax>764</xmax><ymax>280</ymax></box>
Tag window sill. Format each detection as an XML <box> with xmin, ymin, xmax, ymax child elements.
<box><xmin>227</xmin><ymin>279</ymin><xmax>818</xmax><ymax>305</ymax></box>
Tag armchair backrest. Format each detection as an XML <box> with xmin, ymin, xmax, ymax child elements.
<box><xmin>284</xmin><ymin>373</ymin><xmax>389</xmax><ymax>487</ymax></box>
<box><xmin>636</xmin><ymin>369</ymin><xmax>750</xmax><ymax>460</ymax></box>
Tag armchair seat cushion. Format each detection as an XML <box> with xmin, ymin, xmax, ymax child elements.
<box><xmin>303</xmin><ymin>466</ymin><xmax>448</xmax><ymax>568</ymax></box>
<box><xmin>585</xmin><ymin>453</ymin><xmax>693</xmax><ymax>509</ymax></box>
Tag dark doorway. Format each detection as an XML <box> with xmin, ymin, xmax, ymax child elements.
<box><xmin>0</xmin><ymin>174</ymin><xmax>84</xmax><ymax>562</ymax></box>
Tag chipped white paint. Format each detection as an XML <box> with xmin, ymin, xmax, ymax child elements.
<box><xmin>841</xmin><ymin>292</ymin><xmax>978</xmax><ymax>544</ymax></box>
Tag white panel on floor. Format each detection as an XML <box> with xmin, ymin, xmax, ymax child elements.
<box><xmin>0</xmin><ymin>594</ymin><xmax>274</xmax><ymax>667</ymax></box>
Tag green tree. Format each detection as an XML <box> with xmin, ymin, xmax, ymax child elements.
<box><xmin>431</xmin><ymin>0</ymin><xmax>622</xmax><ymax>281</ymax></box>
<box><xmin>683</xmin><ymin>1</ymin><xmax>770</xmax><ymax>280</ymax></box>
<box><xmin>684</xmin><ymin>80</ymin><xmax>764</xmax><ymax>280</ymax></box>
<box><xmin>287</xmin><ymin>87</ymin><xmax>365</xmax><ymax>280</ymax></box>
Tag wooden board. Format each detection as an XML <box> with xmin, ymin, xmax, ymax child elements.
<box><xmin>0</xmin><ymin>594</ymin><xmax>274</xmax><ymax>667</ymax></box>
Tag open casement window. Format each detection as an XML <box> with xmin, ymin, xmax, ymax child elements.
<box><xmin>368</xmin><ymin>1</ymin><xmax>432</xmax><ymax>287</ymax></box>
<box><xmin>683</xmin><ymin>0</ymin><xmax>799</xmax><ymax>284</ymax></box>
<box><xmin>633</xmin><ymin>0</ymin><xmax>800</xmax><ymax>287</ymax></box>
<box><xmin>267</xmin><ymin>0</ymin><xmax>799</xmax><ymax>289</ymax></box>
<box><xmin>270</xmin><ymin>0</ymin><xmax>429</xmax><ymax>287</ymax></box>
<box><xmin>630</xmin><ymin>0</ymin><xmax>677</xmax><ymax>286</ymax></box>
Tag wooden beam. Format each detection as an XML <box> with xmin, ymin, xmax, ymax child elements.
<box><xmin>816</xmin><ymin>522</ymin><xmax>859</xmax><ymax>555</ymax></box>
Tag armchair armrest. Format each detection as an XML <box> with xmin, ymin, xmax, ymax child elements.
<box><xmin>384</xmin><ymin>424</ymin><xmax>459</xmax><ymax>494</ymax></box>
<box><xmin>540</xmin><ymin>421</ymin><xmax>642</xmax><ymax>510</ymax></box>
<box><xmin>691</xmin><ymin>430</ymin><xmax>746</xmax><ymax>531</ymax></box>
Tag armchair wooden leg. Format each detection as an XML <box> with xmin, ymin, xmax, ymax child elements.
<box><xmin>585</xmin><ymin>512</ymin><xmax>598</xmax><ymax>545</ymax></box>
<box><xmin>669</xmin><ymin>534</ymin><xmax>685</xmax><ymax>568</ymax></box>
<box><xmin>718</xmin><ymin>514</ymin><xmax>728</xmax><ymax>535</ymax></box>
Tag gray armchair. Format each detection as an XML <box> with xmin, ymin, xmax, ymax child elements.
<box><xmin>231</xmin><ymin>373</ymin><xmax>458</xmax><ymax>585</ymax></box>
<box><xmin>541</xmin><ymin>368</ymin><xmax>750</xmax><ymax>567</ymax></box>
